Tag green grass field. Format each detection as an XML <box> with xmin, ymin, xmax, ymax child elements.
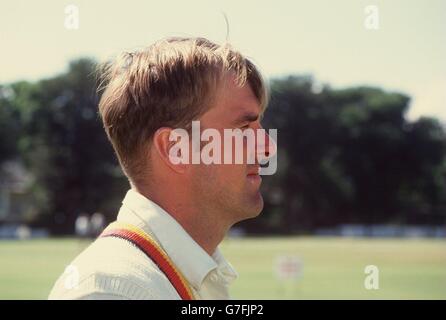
<box><xmin>0</xmin><ymin>237</ymin><xmax>445</xmax><ymax>299</ymax></box>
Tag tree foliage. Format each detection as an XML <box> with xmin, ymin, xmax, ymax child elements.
<box><xmin>1</xmin><ymin>65</ymin><xmax>445</xmax><ymax>234</ymax></box>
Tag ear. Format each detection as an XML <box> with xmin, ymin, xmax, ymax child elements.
<box><xmin>152</xmin><ymin>127</ymin><xmax>189</xmax><ymax>174</ymax></box>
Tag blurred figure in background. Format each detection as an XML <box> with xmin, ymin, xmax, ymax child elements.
<box><xmin>89</xmin><ymin>212</ymin><xmax>105</xmax><ymax>238</ymax></box>
<box><xmin>74</xmin><ymin>213</ymin><xmax>89</xmax><ymax>239</ymax></box>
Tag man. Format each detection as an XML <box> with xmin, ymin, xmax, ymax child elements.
<box><xmin>49</xmin><ymin>37</ymin><xmax>275</xmax><ymax>300</ymax></box>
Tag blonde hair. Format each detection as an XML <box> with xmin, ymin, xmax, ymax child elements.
<box><xmin>97</xmin><ymin>37</ymin><xmax>268</xmax><ymax>185</ymax></box>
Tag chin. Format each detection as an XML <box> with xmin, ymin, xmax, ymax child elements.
<box><xmin>244</xmin><ymin>191</ymin><xmax>264</xmax><ymax>219</ymax></box>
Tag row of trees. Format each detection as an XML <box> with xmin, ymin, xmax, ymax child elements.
<box><xmin>255</xmin><ymin>77</ymin><xmax>446</xmax><ymax>233</ymax></box>
<box><xmin>0</xmin><ymin>59</ymin><xmax>128</xmax><ymax>234</ymax></box>
<box><xmin>1</xmin><ymin>59</ymin><xmax>445</xmax><ymax>234</ymax></box>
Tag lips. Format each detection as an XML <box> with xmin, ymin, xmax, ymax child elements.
<box><xmin>247</xmin><ymin>173</ymin><xmax>262</xmax><ymax>185</ymax></box>
<box><xmin>247</xmin><ymin>165</ymin><xmax>262</xmax><ymax>186</ymax></box>
<box><xmin>247</xmin><ymin>165</ymin><xmax>260</xmax><ymax>176</ymax></box>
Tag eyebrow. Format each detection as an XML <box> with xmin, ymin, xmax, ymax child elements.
<box><xmin>234</xmin><ymin>112</ymin><xmax>260</xmax><ymax>125</ymax></box>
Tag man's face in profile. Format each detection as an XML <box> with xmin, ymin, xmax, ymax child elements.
<box><xmin>189</xmin><ymin>74</ymin><xmax>273</xmax><ymax>224</ymax></box>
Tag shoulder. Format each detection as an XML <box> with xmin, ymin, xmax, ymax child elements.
<box><xmin>48</xmin><ymin>236</ymin><xmax>180</xmax><ymax>300</ymax></box>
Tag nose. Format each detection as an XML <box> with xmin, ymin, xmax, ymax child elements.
<box><xmin>256</xmin><ymin>129</ymin><xmax>277</xmax><ymax>164</ymax></box>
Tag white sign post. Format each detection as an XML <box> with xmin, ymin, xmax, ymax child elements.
<box><xmin>274</xmin><ymin>255</ymin><xmax>303</xmax><ymax>297</ymax></box>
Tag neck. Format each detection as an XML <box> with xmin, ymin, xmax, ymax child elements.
<box><xmin>134</xmin><ymin>184</ymin><xmax>231</xmax><ymax>256</ymax></box>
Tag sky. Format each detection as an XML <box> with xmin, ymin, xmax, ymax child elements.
<box><xmin>1</xmin><ymin>0</ymin><xmax>445</xmax><ymax>122</ymax></box>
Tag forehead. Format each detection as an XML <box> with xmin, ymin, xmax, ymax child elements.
<box><xmin>210</xmin><ymin>74</ymin><xmax>261</xmax><ymax>120</ymax></box>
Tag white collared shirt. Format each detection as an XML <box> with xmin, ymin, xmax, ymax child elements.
<box><xmin>48</xmin><ymin>189</ymin><xmax>238</xmax><ymax>300</ymax></box>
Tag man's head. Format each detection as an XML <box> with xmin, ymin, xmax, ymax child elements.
<box><xmin>98</xmin><ymin>37</ymin><xmax>274</xmax><ymax>225</ymax></box>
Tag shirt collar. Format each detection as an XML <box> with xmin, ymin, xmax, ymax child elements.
<box><xmin>117</xmin><ymin>189</ymin><xmax>237</xmax><ymax>290</ymax></box>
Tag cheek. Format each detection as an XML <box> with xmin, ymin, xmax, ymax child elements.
<box><xmin>192</xmin><ymin>162</ymin><xmax>247</xmax><ymax>189</ymax></box>
<box><xmin>217</xmin><ymin>164</ymin><xmax>247</xmax><ymax>185</ymax></box>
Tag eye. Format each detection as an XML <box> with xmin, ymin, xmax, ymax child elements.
<box><xmin>241</xmin><ymin>124</ymin><xmax>250</xmax><ymax>129</ymax></box>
